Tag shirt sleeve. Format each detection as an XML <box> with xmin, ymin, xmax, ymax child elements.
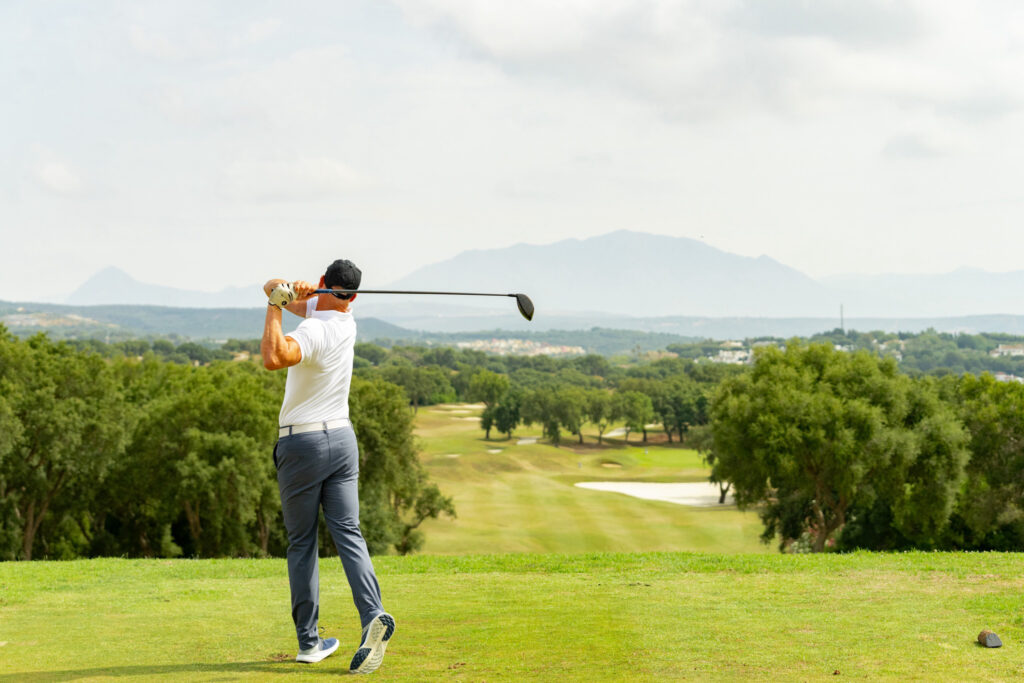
<box><xmin>286</xmin><ymin>319</ymin><xmax>324</xmax><ymax>365</ymax></box>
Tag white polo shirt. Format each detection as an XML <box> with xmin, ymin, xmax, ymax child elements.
<box><xmin>279</xmin><ymin>299</ymin><xmax>356</xmax><ymax>426</ymax></box>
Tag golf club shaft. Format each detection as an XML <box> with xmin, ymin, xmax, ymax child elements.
<box><xmin>314</xmin><ymin>289</ymin><xmax>516</xmax><ymax>298</ymax></box>
<box><xmin>310</xmin><ymin>288</ymin><xmax>534</xmax><ymax>321</ymax></box>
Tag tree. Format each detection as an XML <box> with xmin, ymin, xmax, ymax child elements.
<box><xmin>710</xmin><ymin>342</ymin><xmax>968</xmax><ymax>552</ymax></box>
<box><xmin>619</xmin><ymin>378</ymin><xmax>672</xmax><ymax>441</ymax></box>
<box><xmin>689</xmin><ymin>425</ymin><xmax>731</xmax><ymax>504</ymax></box>
<box><xmin>469</xmin><ymin>370</ymin><xmax>509</xmax><ymax>407</ymax></box>
<box><xmin>665</xmin><ymin>377</ymin><xmax>707</xmax><ymax>441</ymax></box>
<box><xmin>99</xmin><ymin>361</ymin><xmax>280</xmax><ymax>558</ymax></box>
<box><xmin>556</xmin><ymin>387</ymin><xmax>588</xmax><ymax>444</ymax></box>
<box><xmin>948</xmin><ymin>373</ymin><xmax>1024</xmax><ymax>549</ymax></box>
<box><xmin>354</xmin><ymin>343</ymin><xmax>388</xmax><ymax>366</ymax></box>
<box><xmin>380</xmin><ymin>364</ymin><xmax>456</xmax><ymax>412</ymax></box>
<box><xmin>521</xmin><ymin>388</ymin><xmax>563</xmax><ymax>446</ymax></box>
<box><xmin>492</xmin><ymin>391</ymin><xmax>521</xmax><ymax>439</ymax></box>
<box><xmin>0</xmin><ymin>334</ymin><xmax>127</xmax><ymax>559</ymax></box>
<box><xmin>585</xmin><ymin>390</ymin><xmax>614</xmax><ymax>444</ymax></box>
<box><xmin>613</xmin><ymin>391</ymin><xmax>655</xmax><ymax>443</ymax></box>
<box><xmin>469</xmin><ymin>370</ymin><xmax>510</xmax><ymax>439</ymax></box>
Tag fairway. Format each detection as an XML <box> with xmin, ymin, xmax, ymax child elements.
<box><xmin>2</xmin><ymin>553</ymin><xmax>1022</xmax><ymax>681</ymax></box>
<box><xmin>414</xmin><ymin>404</ymin><xmax>766</xmax><ymax>554</ymax></box>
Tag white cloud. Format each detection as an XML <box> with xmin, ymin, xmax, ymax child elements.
<box><xmin>883</xmin><ymin>133</ymin><xmax>954</xmax><ymax>159</ymax></box>
<box><xmin>31</xmin><ymin>161</ymin><xmax>83</xmax><ymax>195</ymax></box>
<box><xmin>221</xmin><ymin>157</ymin><xmax>370</xmax><ymax>202</ymax></box>
<box><xmin>396</xmin><ymin>0</ymin><xmax>1023</xmax><ymax>125</ymax></box>
<box><xmin>245</xmin><ymin>18</ymin><xmax>281</xmax><ymax>44</ymax></box>
<box><xmin>128</xmin><ymin>16</ymin><xmax>282</xmax><ymax>63</ymax></box>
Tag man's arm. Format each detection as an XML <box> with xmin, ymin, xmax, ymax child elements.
<box><xmin>261</xmin><ymin>305</ymin><xmax>302</xmax><ymax>371</ymax></box>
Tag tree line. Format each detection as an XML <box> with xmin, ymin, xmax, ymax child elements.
<box><xmin>0</xmin><ymin>328</ymin><xmax>453</xmax><ymax>561</ymax></box>
<box><xmin>704</xmin><ymin>341</ymin><xmax>1024</xmax><ymax>552</ymax></box>
<box><xmin>464</xmin><ymin>368</ymin><xmax>713</xmax><ymax>446</ymax></box>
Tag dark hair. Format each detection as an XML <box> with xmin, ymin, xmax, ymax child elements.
<box><xmin>324</xmin><ymin>259</ymin><xmax>361</xmax><ymax>300</ymax></box>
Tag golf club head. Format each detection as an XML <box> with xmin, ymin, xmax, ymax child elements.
<box><xmin>514</xmin><ymin>293</ymin><xmax>534</xmax><ymax>321</ymax></box>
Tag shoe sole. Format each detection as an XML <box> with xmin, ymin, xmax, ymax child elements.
<box><xmin>296</xmin><ymin>639</ymin><xmax>340</xmax><ymax>663</ymax></box>
<box><xmin>350</xmin><ymin>614</ymin><xmax>395</xmax><ymax>674</ymax></box>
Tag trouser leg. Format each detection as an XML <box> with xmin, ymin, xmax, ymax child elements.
<box><xmin>321</xmin><ymin>427</ymin><xmax>384</xmax><ymax>628</ymax></box>
<box><xmin>276</xmin><ymin>433</ymin><xmax>328</xmax><ymax>650</ymax></box>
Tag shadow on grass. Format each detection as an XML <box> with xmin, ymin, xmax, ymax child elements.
<box><xmin>0</xmin><ymin>660</ymin><xmax>327</xmax><ymax>681</ymax></box>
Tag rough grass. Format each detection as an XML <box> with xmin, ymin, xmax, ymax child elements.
<box><xmin>415</xmin><ymin>404</ymin><xmax>764</xmax><ymax>555</ymax></box>
<box><xmin>2</xmin><ymin>553</ymin><xmax>1023</xmax><ymax>681</ymax></box>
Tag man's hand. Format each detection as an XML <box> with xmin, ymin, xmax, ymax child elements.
<box><xmin>268</xmin><ymin>282</ymin><xmax>296</xmax><ymax>309</ymax></box>
<box><xmin>292</xmin><ymin>280</ymin><xmax>317</xmax><ymax>300</ymax></box>
<box><xmin>264</xmin><ymin>278</ymin><xmax>316</xmax><ymax>317</ymax></box>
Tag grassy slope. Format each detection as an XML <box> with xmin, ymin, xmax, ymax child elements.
<box><xmin>2</xmin><ymin>553</ymin><xmax>1022</xmax><ymax>681</ymax></box>
<box><xmin>415</xmin><ymin>404</ymin><xmax>766</xmax><ymax>555</ymax></box>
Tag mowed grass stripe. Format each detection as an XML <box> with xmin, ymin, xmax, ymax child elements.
<box><xmin>416</xmin><ymin>403</ymin><xmax>766</xmax><ymax>555</ymax></box>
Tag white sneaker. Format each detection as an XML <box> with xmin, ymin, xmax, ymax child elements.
<box><xmin>296</xmin><ymin>637</ymin><xmax>339</xmax><ymax>663</ymax></box>
<box><xmin>349</xmin><ymin>613</ymin><xmax>396</xmax><ymax>674</ymax></box>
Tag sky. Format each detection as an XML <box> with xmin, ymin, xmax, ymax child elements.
<box><xmin>4</xmin><ymin>1</ymin><xmax>1024</xmax><ymax>302</ymax></box>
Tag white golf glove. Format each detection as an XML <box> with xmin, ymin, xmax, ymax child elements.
<box><xmin>268</xmin><ymin>282</ymin><xmax>296</xmax><ymax>309</ymax></box>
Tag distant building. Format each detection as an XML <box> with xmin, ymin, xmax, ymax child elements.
<box><xmin>712</xmin><ymin>349</ymin><xmax>750</xmax><ymax>364</ymax></box>
<box><xmin>455</xmin><ymin>338</ymin><xmax>585</xmax><ymax>357</ymax></box>
<box><xmin>991</xmin><ymin>344</ymin><xmax>1024</xmax><ymax>357</ymax></box>
<box><xmin>994</xmin><ymin>372</ymin><xmax>1024</xmax><ymax>384</ymax></box>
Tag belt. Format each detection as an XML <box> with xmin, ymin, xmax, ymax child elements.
<box><xmin>278</xmin><ymin>419</ymin><xmax>351</xmax><ymax>438</ymax></box>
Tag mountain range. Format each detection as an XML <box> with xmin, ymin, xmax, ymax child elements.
<box><xmin>64</xmin><ymin>231</ymin><xmax>1024</xmax><ymax>325</ymax></box>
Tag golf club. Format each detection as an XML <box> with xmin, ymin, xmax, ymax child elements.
<box><xmin>313</xmin><ymin>289</ymin><xmax>535</xmax><ymax>321</ymax></box>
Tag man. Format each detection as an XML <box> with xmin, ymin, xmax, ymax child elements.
<box><xmin>261</xmin><ymin>259</ymin><xmax>395</xmax><ymax>674</ymax></box>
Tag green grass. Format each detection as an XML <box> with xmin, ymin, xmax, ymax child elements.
<box><xmin>414</xmin><ymin>404</ymin><xmax>764</xmax><ymax>554</ymax></box>
<box><xmin>2</xmin><ymin>553</ymin><xmax>1023</xmax><ymax>681</ymax></box>
<box><xmin>3</xmin><ymin>405</ymin><xmax>1023</xmax><ymax>680</ymax></box>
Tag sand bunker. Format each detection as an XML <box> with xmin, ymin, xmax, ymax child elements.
<box><xmin>517</xmin><ymin>438</ymin><xmax>538</xmax><ymax>445</ymax></box>
<box><xmin>487</xmin><ymin>449</ymin><xmax>502</xmax><ymax>454</ymax></box>
<box><xmin>574</xmin><ymin>481</ymin><xmax>733</xmax><ymax>507</ymax></box>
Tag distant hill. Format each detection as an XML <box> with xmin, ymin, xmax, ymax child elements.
<box><xmin>66</xmin><ymin>232</ymin><xmax>1024</xmax><ymax>321</ymax></box>
<box><xmin>0</xmin><ymin>301</ymin><xmax>413</xmax><ymax>342</ymax></box>
<box><xmin>66</xmin><ymin>267</ymin><xmax>262</xmax><ymax>308</ymax></box>
<box><xmin>388</xmin><ymin>230</ymin><xmax>835</xmax><ymax>318</ymax></box>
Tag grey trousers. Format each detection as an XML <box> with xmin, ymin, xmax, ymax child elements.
<box><xmin>274</xmin><ymin>426</ymin><xmax>384</xmax><ymax>650</ymax></box>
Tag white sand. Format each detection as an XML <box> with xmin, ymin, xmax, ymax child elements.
<box><xmin>517</xmin><ymin>438</ymin><xmax>537</xmax><ymax>445</ymax></box>
<box><xmin>574</xmin><ymin>481</ymin><xmax>733</xmax><ymax>507</ymax></box>
<box><xmin>441</xmin><ymin>453</ymin><xmax>461</xmax><ymax>459</ymax></box>
<box><xmin>487</xmin><ymin>449</ymin><xmax>502</xmax><ymax>454</ymax></box>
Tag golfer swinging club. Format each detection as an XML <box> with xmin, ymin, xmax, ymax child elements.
<box><xmin>261</xmin><ymin>259</ymin><xmax>395</xmax><ymax>673</ymax></box>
